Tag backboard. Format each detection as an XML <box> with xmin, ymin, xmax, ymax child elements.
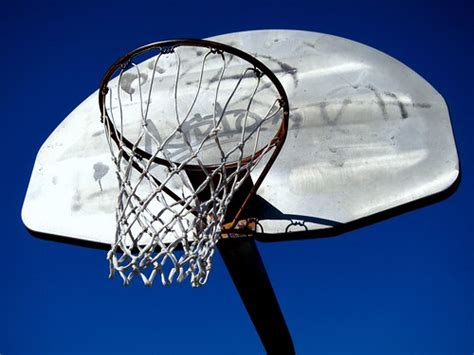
<box><xmin>22</xmin><ymin>29</ymin><xmax>459</xmax><ymax>247</ymax></box>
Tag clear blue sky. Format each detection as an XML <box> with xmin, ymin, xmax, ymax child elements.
<box><xmin>2</xmin><ymin>1</ymin><xmax>473</xmax><ymax>354</ymax></box>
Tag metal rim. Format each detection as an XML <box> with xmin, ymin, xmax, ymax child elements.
<box><xmin>98</xmin><ymin>38</ymin><xmax>289</xmax><ymax>171</ymax></box>
<box><xmin>98</xmin><ymin>39</ymin><xmax>290</xmax><ymax>228</ymax></box>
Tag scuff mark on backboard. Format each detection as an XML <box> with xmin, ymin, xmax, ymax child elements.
<box><xmin>93</xmin><ymin>162</ymin><xmax>110</xmax><ymax>191</ymax></box>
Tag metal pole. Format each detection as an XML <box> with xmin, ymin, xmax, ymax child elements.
<box><xmin>218</xmin><ymin>238</ymin><xmax>295</xmax><ymax>355</ymax></box>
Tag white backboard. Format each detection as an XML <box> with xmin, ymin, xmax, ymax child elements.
<box><xmin>22</xmin><ymin>30</ymin><xmax>459</xmax><ymax>246</ymax></box>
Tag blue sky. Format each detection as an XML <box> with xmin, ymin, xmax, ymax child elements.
<box><xmin>2</xmin><ymin>1</ymin><xmax>473</xmax><ymax>354</ymax></box>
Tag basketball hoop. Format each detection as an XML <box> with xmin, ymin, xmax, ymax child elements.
<box><xmin>98</xmin><ymin>39</ymin><xmax>289</xmax><ymax>287</ymax></box>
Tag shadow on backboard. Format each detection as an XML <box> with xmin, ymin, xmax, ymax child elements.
<box><xmin>254</xmin><ymin>171</ymin><xmax>461</xmax><ymax>242</ymax></box>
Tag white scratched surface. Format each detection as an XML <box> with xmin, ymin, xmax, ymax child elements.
<box><xmin>22</xmin><ymin>30</ymin><xmax>459</xmax><ymax>245</ymax></box>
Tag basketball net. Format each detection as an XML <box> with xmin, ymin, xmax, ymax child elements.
<box><xmin>99</xmin><ymin>40</ymin><xmax>288</xmax><ymax>287</ymax></box>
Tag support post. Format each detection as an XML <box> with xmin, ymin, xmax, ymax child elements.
<box><xmin>218</xmin><ymin>238</ymin><xmax>295</xmax><ymax>355</ymax></box>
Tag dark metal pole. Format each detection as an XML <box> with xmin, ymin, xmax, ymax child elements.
<box><xmin>185</xmin><ymin>162</ymin><xmax>294</xmax><ymax>353</ymax></box>
<box><xmin>218</xmin><ymin>238</ymin><xmax>295</xmax><ymax>355</ymax></box>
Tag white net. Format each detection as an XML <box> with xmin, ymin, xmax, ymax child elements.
<box><xmin>99</xmin><ymin>41</ymin><xmax>288</xmax><ymax>287</ymax></box>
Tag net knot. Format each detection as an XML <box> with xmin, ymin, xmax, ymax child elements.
<box><xmin>209</xmin><ymin>127</ymin><xmax>221</xmax><ymax>136</ymax></box>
